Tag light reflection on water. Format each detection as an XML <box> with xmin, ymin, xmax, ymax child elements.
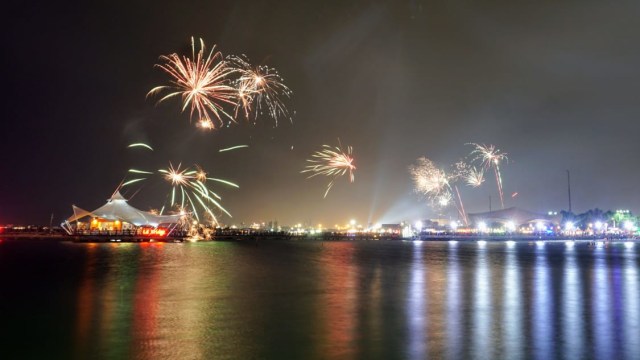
<box><xmin>445</xmin><ymin>241</ymin><xmax>461</xmax><ymax>360</ymax></box>
<box><xmin>0</xmin><ymin>239</ymin><xmax>638</xmax><ymax>359</ymax></box>
<box><xmin>472</xmin><ymin>243</ymin><xmax>492</xmax><ymax>359</ymax></box>
<box><xmin>407</xmin><ymin>241</ymin><xmax>425</xmax><ymax>359</ymax></box>
<box><xmin>533</xmin><ymin>244</ymin><xmax>553</xmax><ymax>360</ymax></box>
<box><xmin>624</xmin><ymin>248</ymin><xmax>639</xmax><ymax>360</ymax></box>
<box><xmin>562</xmin><ymin>245</ymin><xmax>584</xmax><ymax>359</ymax></box>
<box><xmin>503</xmin><ymin>244</ymin><xmax>523</xmax><ymax>359</ymax></box>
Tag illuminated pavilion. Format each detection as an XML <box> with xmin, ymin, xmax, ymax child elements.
<box><xmin>61</xmin><ymin>191</ymin><xmax>182</xmax><ymax>234</ymax></box>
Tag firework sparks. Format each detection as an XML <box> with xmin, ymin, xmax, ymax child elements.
<box><xmin>228</xmin><ymin>55</ymin><xmax>292</xmax><ymax>125</ymax></box>
<box><xmin>157</xmin><ymin>162</ymin><xmax>237</xmax><ymax>223</ymax></box>
<box><xmin>197</xmin><ymin>119</ymin><xmax>215</xmax><ymax>130</ymax></box>
<box><xmin>465</xmin><ymin>167</ymin><xmax>485</xmax><ymax>188</ymax></box>
<box><xmin>122</xmin><ymin>143</ymin><xmax>238</xmax><ymax>224</ymax></box>
<box><xmin>469</xmin><ymin>143</ymin><xmax>508</xmax><ymax>208</ymax></box>
<box><xmin>302</xmin><ymin>144</ymin><xmax>356</xmax><ymax>198</ymax></box>
<box><xmin>409</xmin><ymin>158</ymin><xmax>449</xmax><ymax>198</ymax></box>
<box><xmin>409</xmin><ymin>157</ymin><xmax>468</xmax><ymax>225</ymax></box>
<box><xmin>148</xmin><ymin>37</ymin><xmax>238</xmax><ymax>129</ymax></box>
<box><xmin>161</xmin><ymin>162</ymin><xmax>192</xmax><ymax>186</ymax></box>
<box><xmin>195</xmin><ymin>165</ymin><xmax>208</xmax><ymax>182</ymax></box>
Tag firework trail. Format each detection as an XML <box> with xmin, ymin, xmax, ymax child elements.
<box><xmin>468</xmin><ymin>143</ymin><xmax>508</xmax><ymax>208</ymax></box>
<box><xmin>228</xmin><ymin>55</ymin><xmax>292</xmax><ymax>126</ymax></box>
<box><xmin>218</xmin><ymin>145</ymin><xmax>249</xmax><ymax>152</ymax></box>
<box><xmin>148</xmin><ymin>37</ymin><xmax>238</xmax><ymax>129</ymax></box>
<box><xmin>121</xmin><ymin>144</ymin><xmax>238</xmax><ymax>225</ymax></box>
<box><xmin>302</xmin><ymin>143</ymin><xmax>356</xmax><ymax>198</ymax></box>
<box><xmin>128</xmin><ymin>143</ymin><xmax>154</xmax><ymax>151</ymax></box>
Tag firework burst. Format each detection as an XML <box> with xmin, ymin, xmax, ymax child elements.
<box><xmin>157</xmin><ymin>162</ymin><xmax>238</xmax><ymax>223</ymax></box>
<box><xmin>302</xmin><ymin>143</ymin><xmax>356</xmax><ymax>198</ymax></box>
<box><xmin>409</xmin><ymin>157</ymin><xmax>469</xmax><ymax>225</ymax></box>
<box><xmin>465</xmin><ymin>167</ymin><xmax>485</xmax><ymax>188</ymax></box>
<box><xmin>121</xmin><ymin>144</ymin><xmax>238</xmax><ymax>225</ymax></box>
<box><xmin>468</xmin><ymin>143</ymin><xmax>508</xmax><ymax>208</ymax></box>
<box><xmin>228</xmin><ymin>55</ymin><xmax>292</xmax><ymax>125</ymax></box>
<box><xmin>409</xmin><ymin>157</ymin><xmax>450</xmax><ymax>199</ymax></box>
<box><xmin>148</xmin><ymin>37</ymin><xmax>238</xmax><ymax>129</ymax></box>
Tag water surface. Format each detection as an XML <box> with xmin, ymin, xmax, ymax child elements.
<box><xmin>0</xmin><ymin>239</ymin><xmax>638</xmax><ymax>359</ymax></box>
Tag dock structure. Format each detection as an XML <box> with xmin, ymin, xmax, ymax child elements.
<box><xmin>66</xmin><ymin>229</ymin><xmax>189</xmax><ymax>243</ymax></box>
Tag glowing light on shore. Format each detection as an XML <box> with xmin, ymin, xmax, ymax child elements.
<box><xmin>564</xmin><ymin>221</ymin><xmax>575</xmax><ymax>232</ymax></box>
<box><xmin>624</xmin><ymin>220</ymin><xmax>636</xmax><ymax>231</ymax></box>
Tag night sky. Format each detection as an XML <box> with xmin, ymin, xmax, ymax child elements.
<box><xmin>2</xmin><ymin>0</ymin><xmax>639</xmax><ymax>226</ymax></box>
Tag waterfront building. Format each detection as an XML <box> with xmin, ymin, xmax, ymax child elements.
<box><xmin>467</xmin><ymin>207</ymin><xmax>561</xmax><ymax>230</ymax></box>
<box><xmin>61</xmin><ymin>191</ymin><xmax>183</xmax><ymax>234</ymax></box>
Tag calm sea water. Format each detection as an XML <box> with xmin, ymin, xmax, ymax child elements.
<box><xmin>0</xmin><ymin>238</ymin><xmax>638</xmax><ymax>359</ymax></box>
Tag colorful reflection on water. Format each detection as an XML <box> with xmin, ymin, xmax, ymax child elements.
<box><xmin>0</xmin><ymin>239</ymin><xmax>638</xmax><ymax>359</ymax></box>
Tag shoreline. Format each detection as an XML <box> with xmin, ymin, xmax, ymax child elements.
<box><xmin>1</xmin><ymin>232</ymin><xmax>638</xmax><ymax>243</ymax></box>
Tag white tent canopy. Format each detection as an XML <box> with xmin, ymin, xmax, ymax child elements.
<box><xmin>66</xmin><ymin>191</ymin><xmax>182</xmax><ymax>227</ymax></box>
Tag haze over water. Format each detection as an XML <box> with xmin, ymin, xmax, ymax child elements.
<box><xmin>1</xmin><ymin>239</ymin><xmax>638</xmax><ymax>359</ymax></box>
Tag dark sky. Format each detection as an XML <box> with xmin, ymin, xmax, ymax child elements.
<box><xmin>2</xmin><ymin>0</ymin><xmax>639</xmax><ymax>226</ymax></box>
